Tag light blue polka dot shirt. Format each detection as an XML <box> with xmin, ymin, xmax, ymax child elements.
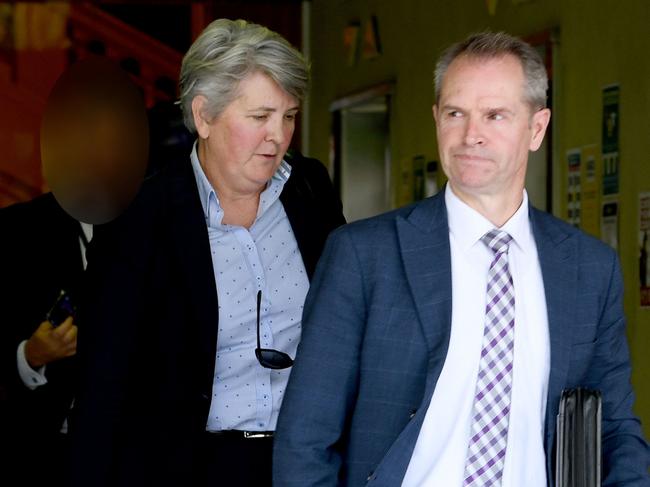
<box><xmin>190</xmin><ymin>144</ymin><xmax>309</xmax><ymax>432</ymax></box>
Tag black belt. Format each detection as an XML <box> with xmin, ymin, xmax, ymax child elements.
<box><xmin>206</xmin><ymin>430</ymin><xmax>274</xmax><ymax>439</ymax></box>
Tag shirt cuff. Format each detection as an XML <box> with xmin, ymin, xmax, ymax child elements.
<box><xmin>17</xmin><ymin>340</ymin><xmax>48</xmax><ymax>390</ymax></box>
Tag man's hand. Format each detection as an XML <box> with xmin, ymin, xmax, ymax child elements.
<box><xmin>24</xmin><ymin>316</ymin><xmax>77</xmax><ymax>369</ymax></box>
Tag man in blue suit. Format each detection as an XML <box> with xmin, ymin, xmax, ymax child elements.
<box><xmin>274</xmin><ymin>32</ymin><xmax>650</xmax><ymax>486</ymax></box>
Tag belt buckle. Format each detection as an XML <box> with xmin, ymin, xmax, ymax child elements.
<box><xmin>243</xmin><ymin>431</ymin><xmax>272</xmax><ymax>439</ymax></box>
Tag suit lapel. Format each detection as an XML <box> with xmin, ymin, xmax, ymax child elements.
<box><xmin>280</xmin><ymin>166</ymin><xmax>319</xmax><ymax>280</ymax></box>
<box><xmin>166</xmin><ymin>160</ymin><xmax>220</xmax><ymax>399</ymax></box>
<box><xmin>396</xmin><ymin>192</ymin><xmax>453</xmax><ymax>378</ymax></box>
<box><xmin>372</xmin><ymin>193</ymin><xmax>453</xmax><ymax>482</ymax></box>
<box><xmin>530</xmin><ymin>207</ymin><xmax>578</xmax><ymax>458</ymax></box>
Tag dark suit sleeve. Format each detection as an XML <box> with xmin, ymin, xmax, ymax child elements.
<box><xmin>0</xmin><ymin>201</ymin><xmax>39</xmax><ymax>393</ymax></box>
<box><xmin>0</xmin><ymin>204</ymin><xmax>23</xmax><ymax>393</ymax></box>
<box><xmin>591</xmin><ymin>252</ymin><xmax>650</xmax><ymax>484</ymax></box>
<box><xmin>274</xmin><ymin>227</ymin><xmax>365</xmax><ymax>486</ymax></box>
<box><xmin>0</xmin><ymin>195</ymin><xmax>84</xmax><ymax>483</ymax></box>
<box><xmin>0</xmin><ymin>195</ymin><xmax>81</xmax><ymax>399</ymax></box>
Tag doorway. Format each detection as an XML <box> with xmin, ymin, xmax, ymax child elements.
<box><xmin>331</xmin><ymin>83</ymin><xmax>393</xmax><ymax>222</ymax></box>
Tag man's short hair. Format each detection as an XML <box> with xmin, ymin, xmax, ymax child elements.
<box><xmin>434</xmin><ymin>31</ymin><xmax>548</xmax><ymax>111</ymax></box>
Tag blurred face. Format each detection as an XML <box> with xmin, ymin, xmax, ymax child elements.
<box><xmin>41</xmin><ymin>57</ymin><xmax>148</xmax><ymax>224</ymax></box>
<box><xmin>433</xmin><ymin>54</ymin><xmax>550</xmax><ymax>205</ymax></box>
<box><xmin>194</xmin><ymin>71</ymin><xmax>299</xmax><ymax>196</ymax></box>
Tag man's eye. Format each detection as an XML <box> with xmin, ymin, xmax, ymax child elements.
<box><xmin>284</xmin><ymin>114</ymin><xmax>296</xmax><ymax>121</ymax></box>
<box><xmin>253</xmin><ymin>115</ymin><xmax>268</xmax><ymax>121</ymax></box>
<box><xmin>447</xmin><ymin>111</ymin><xmax>462</xmax><ymax>118</ymax></box>
<box><xmin>488</xmin><ymin>112</ymin><xmax>504</xmax><ymax>121</ymax></box>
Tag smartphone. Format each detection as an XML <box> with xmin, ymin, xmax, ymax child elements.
<box><xmin>46</xmin><ymin>289</ymin><xmax>77</xmax><ymax>327</ymax></box>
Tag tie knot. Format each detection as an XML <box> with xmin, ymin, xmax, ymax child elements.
<box><xmin>481</xmin><ymin>229</ymin><xmax>513</xmax><ymax>255</ymax></box>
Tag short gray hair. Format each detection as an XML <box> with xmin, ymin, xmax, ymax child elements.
<box><xmin>434</xmin><ymin>31</ymin><xmax>548</xmax><ymax>111</ymax></box>
<box><xmin>179</xmin><ymin>19</ymin><xmax>309</xmax><ymax>133</ymax></box>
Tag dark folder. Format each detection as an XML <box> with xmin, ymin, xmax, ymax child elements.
<box><xmin>556</xmin><ymin>388</ymin><xmax>602</xmax><ymax>487</ymax></box>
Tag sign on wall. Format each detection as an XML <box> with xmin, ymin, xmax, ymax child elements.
<box><xmin>566</xmin><ymin>148</ymin><xmax>581</xmax><ymax>227</ymax></box>
<box><xmin>601</xmin><ymin>84</ymin><xmax>620</xmax><ymax>249</ymax></box>
<box><xmin>580</xmin><ymin>145</ymin><xmax>600</xmax><ymax>237</ymax></box>
<box><xmin>601</xmin><ymin>200</ymin><xmax>619</xmax><ymax>251</ymax></box>
<box><xmin>602</xmin><ymin>85</ymin><xmax>620</xmax><ymax>196</ymax></box>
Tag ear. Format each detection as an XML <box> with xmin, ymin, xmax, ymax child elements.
<box><xmin>529</xmin><ymin>108</ymin><xmax>551</xmax><ymax>151</ymax></box>
<box><xmin>432</xmin><ymin>104</ymin><xmax>439</xmax><ymax>125</ymax></box>
<box><xmin>191</xmin><ymin>96</ymin><xmax>211</xmax><ymax>139</ymax></box>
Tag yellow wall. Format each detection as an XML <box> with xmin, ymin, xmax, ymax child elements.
<box><xmin>308</xmin><ymin>0</ymin><xmax>650</xmax><ymax>435</ymax></box>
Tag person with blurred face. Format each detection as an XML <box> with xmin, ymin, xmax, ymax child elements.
<box><xmin>69</xmin><ymin>19</ymin><xmax>344</xmax><ymax>487</ymax></box>
<box><xmin>0</xmin><ymin>193</ymin><xmax>91</xmax><ymax>487</ymax></box>
<box><xmin>273</xmin><ymin>32</ymin><xmax>650</xmax><ymax>486</ymax></box>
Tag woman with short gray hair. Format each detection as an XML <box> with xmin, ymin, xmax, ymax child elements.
<box><xmin>70</xmin><ymin>19</ymin><xmax>344</xmax><ymax>487</ymax></box>
<box><xmin>179</xmin><ymin>18</ymin><xmax>309</xmax><ymax>133</ymax></box>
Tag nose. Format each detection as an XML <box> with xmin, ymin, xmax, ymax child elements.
<box><xmin>264</xmin><ymin>117</ymin><xmax>286</xmax><ymax>145</ymax></box>
<box><xmin>463</xmin><ymin>116</ymin><xmax>484</xmax><ymax>146</ymax></box>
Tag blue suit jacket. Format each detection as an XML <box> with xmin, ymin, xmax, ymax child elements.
<box><xmin>274</xmin><ymin>191</ymin><xmax>650</xmax><ymax>486</ymax></box>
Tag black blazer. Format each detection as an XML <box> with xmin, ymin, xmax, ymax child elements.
<box><xmin>69</xmin><ymin>153</ymin><xmax>345</xmax><ymax>487</ymax></box>
<box><xmin>0</xmin><ymin>193</ymin><xmax>84</xmax><ymax>484</ymax></box>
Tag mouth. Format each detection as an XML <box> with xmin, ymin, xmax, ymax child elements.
<box><xmin>453</xmin><ymin>153</ymin><xmax>491</xmax><ymax>163</ymax></box>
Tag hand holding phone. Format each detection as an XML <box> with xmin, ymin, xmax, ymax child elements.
<box><xmin>46</xmin><ymin>289</ymin><xmax>77</xmax><ymax>327</ymax></box>
<box><xmin>25</xmin><ymin>317</ymin><xmax>77</xmax><ymax>368</ymax></box>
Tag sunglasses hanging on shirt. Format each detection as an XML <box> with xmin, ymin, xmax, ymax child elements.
<box><xmin>255</xmin><ymin>290</ymin><xmax>294</xmax><ymax>370</ymax></box>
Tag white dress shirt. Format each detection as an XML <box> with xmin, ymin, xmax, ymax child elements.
<box><xmin>402</xmin><ymin>186</ymin><xmax>550</xmax><ymax>486</ymax></box>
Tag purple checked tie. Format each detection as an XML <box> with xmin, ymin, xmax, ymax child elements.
<box><xmin>463</xmin><ymin>229</ymin><xmax>515</xmax><ymax>486</ymax></box>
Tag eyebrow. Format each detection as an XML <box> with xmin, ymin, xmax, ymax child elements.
<box><xmin>248</xmin><ymin>106</ymin><xmax>300</xmax><ymax>113</ymax></box>
<box><xmin>484</xmin><ymin>105</ymin><xmax>513</xmax><ymax>112</ymax></box>
<box><xmin>483</xmin><ymin>107</ymin><xmax>515</xmax><ymax>117</ymax></box>
<box><xmin>439</xmin><ymin>104</ymin><xmax>515</xmax><ymax>115</ymax></box>
<box><xmin>439</xmin><ymin>104</ymin><xmax>463</xmax><ymax>112</ymax></box>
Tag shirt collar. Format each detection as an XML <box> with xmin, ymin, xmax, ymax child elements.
<box><xmin>445</xmin><ymin>184</ymin><xmax>532</xmax><ymax>253</ymax></box>
<box><xmin>257</xmin><ymin>160</ymin><xmax>291</xmax><ymax>217</ymax></box>
<box><xmin>189</xmin><ymin>141</ymin><xmax>292</xmax><ymax>228</ymax></box>
<box><xmin>190</xmin><ymin>141</ymin><xmax>215</xmax><ymax>223</ymax></box>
